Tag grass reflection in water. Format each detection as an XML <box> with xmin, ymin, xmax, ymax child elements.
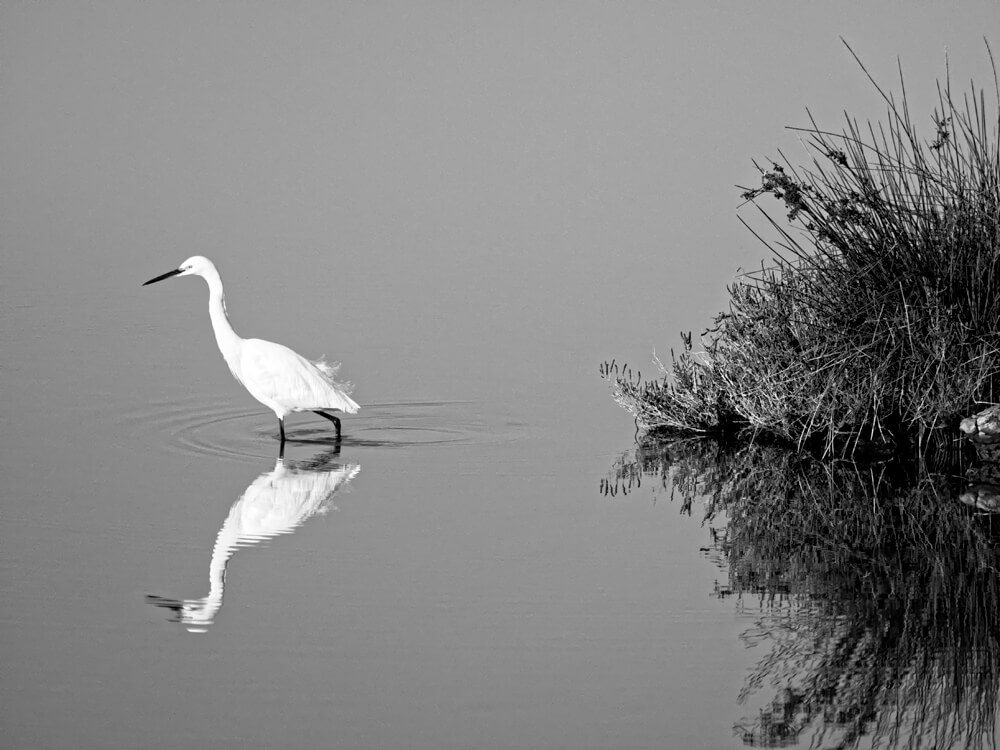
<box><xmin>603</xmin><ymin>437</ymin><xmax>1000</xmax><ymax>748</ymax></box>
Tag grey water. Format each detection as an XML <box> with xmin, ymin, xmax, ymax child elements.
<box><xmin>2</xmin><ymin>262</ymin><xmax>761</xmax><ymax>748</ymax></box>
<box><xmin>6</xmin><ymin>4</ymin><xmax>1000</xmax><ymax>749</ymax></box>
<box><xmin>12</xmin><ymin>276</ymin><xmax>1000</xmax><ymax>750</ymax></box>
<box><xmin>1</xmin><ymin>264</ymin><xmax>758</xmax><ymax>748</ymax></box>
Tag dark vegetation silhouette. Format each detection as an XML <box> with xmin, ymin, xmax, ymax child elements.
<box><xmin>603</xmin><ymin>436</ymin><xmax>1000</xmax><ymax>748</ymax></box>
<box><xmin>603</xmin><ymin>41</ymin><xmax>1000</xmax><ymax>457</ymax></box>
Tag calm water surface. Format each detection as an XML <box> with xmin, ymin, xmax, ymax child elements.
<box><xmin>2</xmin><ymin>267</ymin><xmax>761</xmax><ymax>750</ymax></box>
<box><xmin>11</xmin><ymin>263</ymin><xmax>999</xmax><ymax>749</ymax></box>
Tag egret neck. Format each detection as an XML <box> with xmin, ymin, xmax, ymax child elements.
<box><xmin>203</xmin><ymin>265</ymin><xmax>242</xmax><ymax>374</ymax></box>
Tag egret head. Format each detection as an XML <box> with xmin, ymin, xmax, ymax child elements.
<box><xmin>143</xmin><ymin>255</ymin><xmax>218</xmax><ymax>286</ymax></box>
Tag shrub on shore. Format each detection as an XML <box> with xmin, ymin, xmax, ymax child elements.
<box><xmin>605</xmin><ymin>43</ymin><xmax>1000</xmax><ymax>455</ymax></box>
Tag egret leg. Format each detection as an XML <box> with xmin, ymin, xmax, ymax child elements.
<box><xmin>313</xmin><ymin>410</ymin><xmax>342</xmax><ymax>438</ymax></box>
<box><xmin>278</xmin><ymin>419</ymin><xmax>286</xmax><ymax>459</ymax></box>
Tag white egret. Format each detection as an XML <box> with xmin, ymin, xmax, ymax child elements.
<box><xmin>143</xmin><ymin>256</ymin><xmax>359</xmax><ymax>446</ymax></box>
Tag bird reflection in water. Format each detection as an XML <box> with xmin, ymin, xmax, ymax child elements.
<box><xmin>149</xmin><ymin>448</ymin><xmax>360</xmax><ymax>632</ymax></box>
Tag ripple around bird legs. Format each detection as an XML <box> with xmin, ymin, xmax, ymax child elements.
<box><xmin>120</xmin><ymin>396</ymin><xmax>494</xmax><ymax>462</ymax></box>
<box><xmin>297</xmin><ymin>401</ymin><xmax>484</xmax><ymax>449</ymax></box>
<box><xmin>118</xmin><ymin>394</ymin><xmax>268</xmax><ymax>462</ymax></box>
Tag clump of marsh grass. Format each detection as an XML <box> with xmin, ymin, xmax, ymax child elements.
<box><xmin>605</xmin><ymin>42</ymin><xmax>1000</xmax><ymax>455</ymax></box>
<box><xmin>600</xmin><ymin>333</ymin><xmax>727</xmax><ymax>435</ymax></box>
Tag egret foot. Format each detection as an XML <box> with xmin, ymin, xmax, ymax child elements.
<box><xmin>313</xmin><ymin>410</ymin><xmax>342</xmax><ymax>438</ymax></box>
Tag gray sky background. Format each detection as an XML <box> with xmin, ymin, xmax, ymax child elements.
<box><xmin>4</xmin><ymin>2</ymin><xmax>1000</xmax><ymax>407</ymax></box>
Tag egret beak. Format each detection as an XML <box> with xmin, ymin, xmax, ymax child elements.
<box><xmin>142</xmin><ymin>268</ymin><xmax>183</xmax><ymax>286</ymax></box>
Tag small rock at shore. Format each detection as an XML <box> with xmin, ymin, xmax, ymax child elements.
<box><xmin>960</xmin><ymin>483</ymin><xmax>1000</xmax><ymax>513</ymax></box>
<box><xmin>959</xmin><ymin>404</ymin><xmax>1000</xmax><ymax>443</ymax></box>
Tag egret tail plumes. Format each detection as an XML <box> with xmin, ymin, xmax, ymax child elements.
<box><xmin>312</xmin><ymin>358</ymin><xmax>359</xmax><ymax>411</ymax></box>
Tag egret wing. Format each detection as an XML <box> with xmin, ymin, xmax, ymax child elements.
<box><xmin>239</xmin><ymin>339</ymin><xmax>357</xmax><ymax>412</ymax></box>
